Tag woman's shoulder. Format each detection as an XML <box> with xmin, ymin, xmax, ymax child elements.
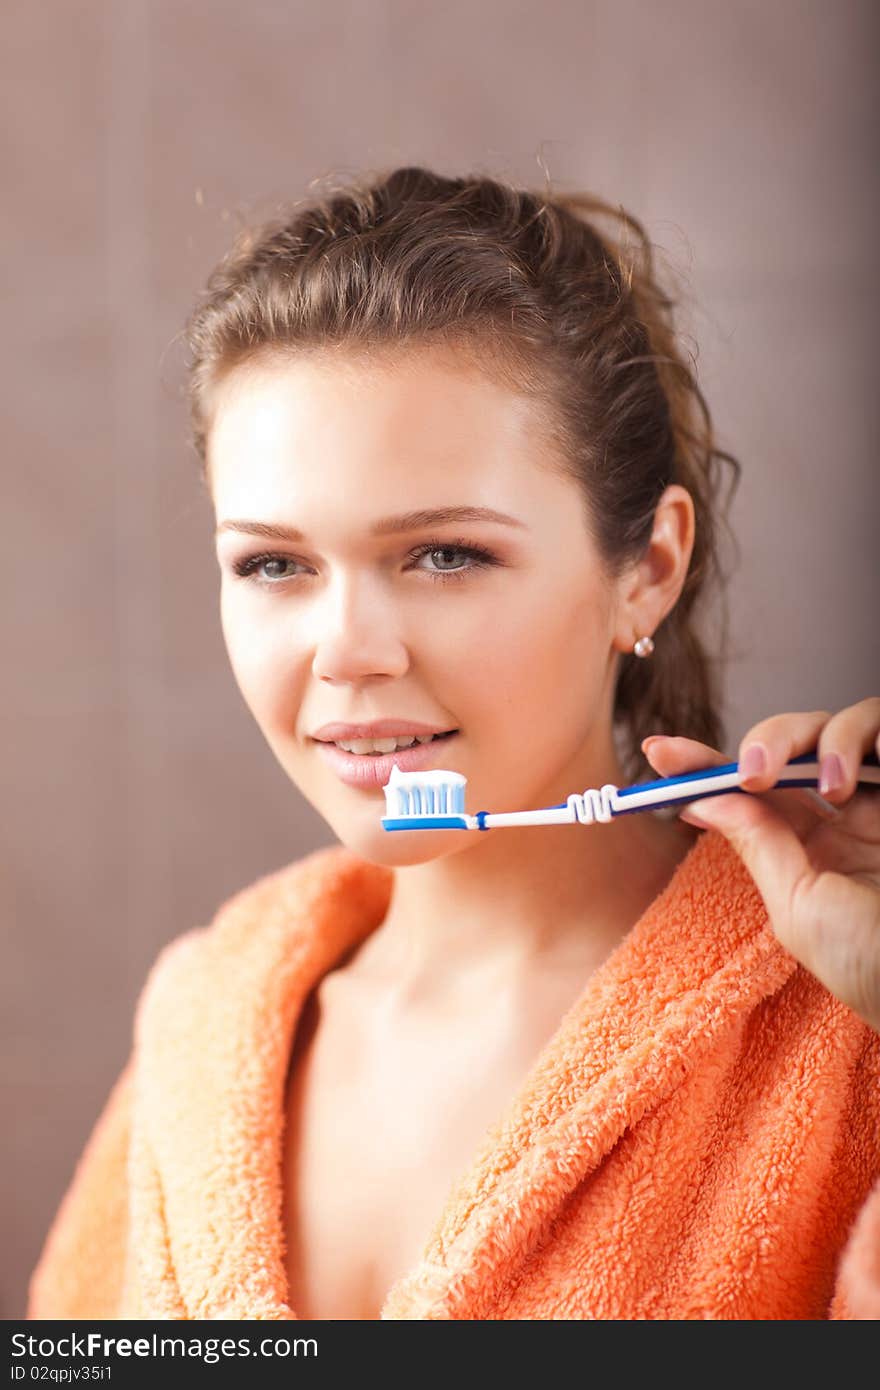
<box><xmin>658</xmin><ymin>827</ymin><xmax>879</xmax><ymax>1106</ymax></box>
<box><xmin>732</xmin><ymin>945</ymin><xmax>880</xmax><ymax>1167</ymax></box>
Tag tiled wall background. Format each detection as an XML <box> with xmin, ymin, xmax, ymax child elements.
<box><xmin>4</xmin><ymin>0</ymin><xmax>877</xmax><ymax>1318</ymax></box>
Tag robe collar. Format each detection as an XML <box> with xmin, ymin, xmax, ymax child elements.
<box><xmin>131</xmin><ymin>827</ymin><xmax>796</xmax><ymax>1319</ymax></box>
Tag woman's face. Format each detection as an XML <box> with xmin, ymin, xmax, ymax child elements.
<box><xmin>209</xmin><ymin>347</ymin><xmax>625</xmax><ymax>865</ymax></box>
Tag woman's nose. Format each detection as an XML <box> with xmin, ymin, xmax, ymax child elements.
<box><xmin>310</xmin><ymin>573</ymin><xmax>409</xmax><ymax>684</ymax></box>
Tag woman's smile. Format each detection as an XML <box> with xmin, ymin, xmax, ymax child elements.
<box><xmin>312</xmin><ymin>730</ymin><xmax>460</xmax><ymax>789</ymax></box>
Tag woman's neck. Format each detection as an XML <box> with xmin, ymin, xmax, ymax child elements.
<box><xmin>340</xmin><ymin>806</ymin><xmax>699</xmax><ymax>1008</ymax></box>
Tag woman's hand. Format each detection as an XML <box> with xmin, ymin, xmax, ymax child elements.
<box><xmin>641</xmin><ymin>698</ymin><xmax>880</xmax><ymax>1033</ymax></box>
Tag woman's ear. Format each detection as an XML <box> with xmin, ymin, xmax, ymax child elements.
<box><xmin>610</xmin><ymin>485</ymin><xmax>695</xmax><ymax>653</ymax></box>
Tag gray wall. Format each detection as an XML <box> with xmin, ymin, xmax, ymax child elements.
<box><xmin>4</xmin><ymin>0</ymin><xmax>878</xmax><ymax>1318</ymax></box>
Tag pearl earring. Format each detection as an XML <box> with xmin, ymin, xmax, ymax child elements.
<box><xmin>633</xmin><ymin>635</ymin><xmax>654</xmax><ymax>658</ymax></box>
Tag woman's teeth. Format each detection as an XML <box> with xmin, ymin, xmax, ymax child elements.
<box><xmin>333</xmin><ymin>733</ymin><xmax>449</xmax><ymax>755</ymax></box>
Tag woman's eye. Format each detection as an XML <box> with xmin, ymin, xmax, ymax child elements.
<box><xmin>230</xmin><ymin>552</ymin><xmax>305</xmax><ymax>586</ymax></box>
<box><xmin>229</xmin><ymin>540</ymin><xmax>498</xmax><ymax>590</ymax></box>
<box><xmin>408</xmin><ymin>542</ymin><xmax>497</xmax><ymax>580</ymax></box>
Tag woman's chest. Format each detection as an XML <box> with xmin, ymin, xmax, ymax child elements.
<box><xmin>280</xmin><ymin>980</ymin><xmax>561</xmax><ymax>1320</ymax></box>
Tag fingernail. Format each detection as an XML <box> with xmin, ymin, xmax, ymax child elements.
<box><xmin>679</xmin><ymin>806</ymin><xmax>710</xmax><ymax>829</ymax></box>
<box><xmin>740</xmin><ymin>743</ymin><xmax>767</xmax><ymax>780</ymax></box>
<box><xmin>819</xmin><ymin>752</ymin><xmax>844</xmax><ymax>797</ymax></box>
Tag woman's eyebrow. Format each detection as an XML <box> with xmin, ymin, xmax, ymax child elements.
<box><xmin>215</xmin><ymin>506</ymin><xmax>528</xmax><ymax>541</ymax></box>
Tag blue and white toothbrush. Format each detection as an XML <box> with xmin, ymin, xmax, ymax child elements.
<box><xmin>381</xmin><ymin>749</ymin><xmax>880</xmax><ymax>832</ymax></box>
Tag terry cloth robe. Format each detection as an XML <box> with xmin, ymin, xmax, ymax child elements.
<box><xmin>26</xmin><ymin>827</ymin><xmax>880</xmax><ymax>1321</ymax></box>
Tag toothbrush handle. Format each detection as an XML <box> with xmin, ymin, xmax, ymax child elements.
<box><xmin>477</xmin><ymin>749</ymin><xmax>880</xmax><ymax>828</ymax></box>
<box><xmin>612</xmin><ymin>748</ymin><xmax>880</xmax><ymax>818</ymax></box>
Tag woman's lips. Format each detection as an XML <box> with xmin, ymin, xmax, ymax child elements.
<box><xmin>312</xmin><ymin>731</ymin><xmax>459</xmax><ymax>789</ymax></box>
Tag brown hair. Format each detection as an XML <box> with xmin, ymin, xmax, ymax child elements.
<box><xmin>183</xmin><ymin>165</ymin><xmax>741</xmax><ymax>783</ymax></box>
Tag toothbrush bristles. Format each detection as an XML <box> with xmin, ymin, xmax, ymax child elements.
<box><xmin>383</xmin><ymin>765</ymin><xmax>467</xmax><ymax>818</ymax></box>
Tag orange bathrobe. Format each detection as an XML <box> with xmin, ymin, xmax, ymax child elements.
<box><xmin>27</xmin><ymin>827</ymin><xmax>880</xmax><ymax>1320</ymax></box>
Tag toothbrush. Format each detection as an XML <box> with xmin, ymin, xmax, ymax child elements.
<box><xmin>381</xmin><ymin>749</ymin><xmax>880</xmax><ymax>832</ymax></box>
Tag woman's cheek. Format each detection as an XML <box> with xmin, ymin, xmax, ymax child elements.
<box><xmin>222</xmin><ymin>608</ymin><xmax>292</xmax><ymax>727</ymax></box>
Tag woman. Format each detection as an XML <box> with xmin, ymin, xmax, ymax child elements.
<box><xmin>27</xmin><ymin>167</ymin><xmax>880</xmax><ymax>1320</ymax></box>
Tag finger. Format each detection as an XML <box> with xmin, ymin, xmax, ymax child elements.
<box><xmin>641</xmin><ymin>735</ymin><xmax>727</xmax><ymax>776</ymax></box>
<box><xmin>641</xmin><ymin>734</ymin><xmax>836</xmax><ymax>836</ymax></box>
<box><xmin>815</xmin><ymin>696</ymin><xmax>880</xmax><ymax>805</ymax></box>
<box><xmin>736</xmin><ymin>713</ymin><xmax>847</xmax><ymax>830</ymax></box>
<box><xmin>734</xmin><ymin>710</ymin><xmax>833</xmax><ymax>796</ymax></box>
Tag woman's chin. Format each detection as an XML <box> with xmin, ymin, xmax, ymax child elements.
<box><xmin>333</xmin><ymin>822</ymin><xmax>472</xmax><ymax>868</ymax></box>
